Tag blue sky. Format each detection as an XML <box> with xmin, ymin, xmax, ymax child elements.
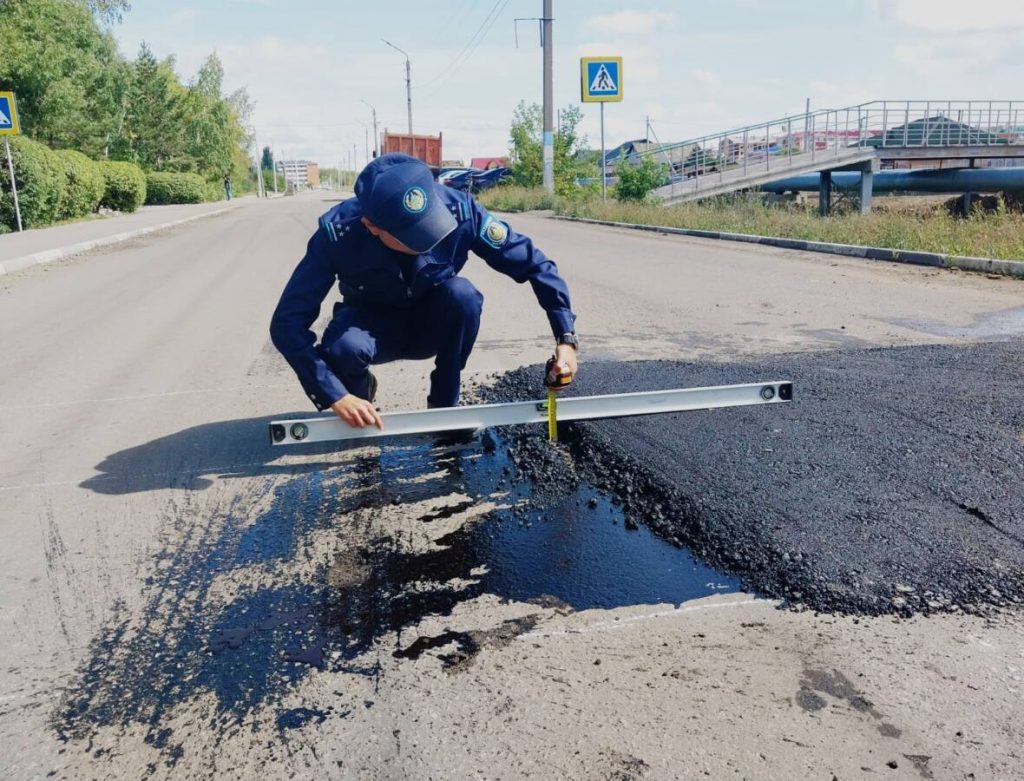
<box><xmin>113</xmin><ymin>0</ymin><xmax>1024</xmax><ymax>167</ymax></box>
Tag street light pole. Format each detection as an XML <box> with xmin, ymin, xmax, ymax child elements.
<box><xmin>382</xmin><ymin>39</ymin><xmax>412</xmax><ymax>135</ymax></box>
<box><xmin>361</xmin><ymin>99</ymin><xmax>379</xmax><ymax>157</ymax></box>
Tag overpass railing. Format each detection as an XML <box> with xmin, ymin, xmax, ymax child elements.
<box><xmin>642</xmin><ymin>100</ymin><xmax>1023</xmax><ymax>195</ymax></box>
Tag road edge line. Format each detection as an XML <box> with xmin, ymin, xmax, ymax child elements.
<box><xmin>552</xmin><ymin>215</ymin><xmax>1024</xmax><ymax>279</ymax></box>
<box><xmin>0</xmin><ymin>203</ymin><xmax>243</xmax><ymax>276</ymax></box>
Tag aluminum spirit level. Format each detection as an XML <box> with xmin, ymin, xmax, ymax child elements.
<box><xmin>268</xmin><ymin>381</ymin><xmax>793</xmax><ymax>446</ymax></box>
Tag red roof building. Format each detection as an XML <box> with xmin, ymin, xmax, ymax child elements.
<box><xmin>470</xmin><ymin>156</ymin><xmax>509</xmax><ymax>170</ymax></box>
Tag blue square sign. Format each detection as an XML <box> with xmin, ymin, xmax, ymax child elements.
<box><xmin>581</xmin><ymin>57</ymin><xmax>623</xmax><ymax>102</ymax></box>
<box><xmin>0</xmin><ymin>92</ymin><xmax>21</xmax><ymax>135</ymax></box>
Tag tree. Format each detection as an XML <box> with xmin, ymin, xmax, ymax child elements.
<box><xmin>507</xmin><ymin>101</ymin><xmax>595</xmax><ymax>195</ymax></box>
<box><xmin>83</xmin><ymin>0</ymin><xmax>131</xmax><ymax>25</ymax></box>
<box><xmin>0</xmin><ymin>0</ymin><xmax>128</xmax><ymax>156</ymax></box>
<box><xmin>113</xmin><ymin>44</ymin><xmax>188</xmax><ymax>170</ymax></box>
<box><xmin>614</xmin><ymin>156</ymin><xmax>667</xmax><ymax>202</ymax></box>
<box><xmin>0</xmin><ymin>0</ymin><xmax>255</xmax><ymax>198</ymax></box>
<box><xmin>183</xmin><ymin>54</ymin><xmax>234</xmax><ymax>175</ymax></box>
<box><xmin>682</xmin><ymin>146</ymin><xmax>721</xmax><ymax>177</ymax></box>
<box><xmin>261</xmin><ymin>146</ymin><xmax>273</xmax><ymax>172</ymax></box>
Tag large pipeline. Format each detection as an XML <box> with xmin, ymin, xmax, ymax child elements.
<box><xmin>762</xmin><ymin>166</ymin><xmax>1024</xmax><ymax>194</ymax></box>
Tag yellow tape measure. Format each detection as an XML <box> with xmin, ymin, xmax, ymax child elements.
<box><xmin>547</xmin><ymin>387</ymin><xmax>558</xmax><ymax>442</ymax></box>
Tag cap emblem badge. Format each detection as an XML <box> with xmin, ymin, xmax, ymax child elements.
<box><xmin>403</xmin><ymin>186</ymin><xmax>427</xmax><ymax>214</ymax></box>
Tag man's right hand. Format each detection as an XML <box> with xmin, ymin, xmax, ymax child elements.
<box><xmin>330</xmin><ymin>394</ymin><xmax>384</xmax><ymax>430</ymax></box>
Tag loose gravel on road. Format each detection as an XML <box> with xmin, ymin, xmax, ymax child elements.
<box><xmin>484</xmin><ymin>340</ymin><xmax>1024</xmax><ymax>617</ymax></box>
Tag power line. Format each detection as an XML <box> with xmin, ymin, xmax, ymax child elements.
<box><xmin>420</xmin><ymin>0</ymin><xmax>510</xmax><ymax>91</ymax></box>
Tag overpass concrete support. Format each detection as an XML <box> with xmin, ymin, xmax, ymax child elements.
<box><xmin>818</xmin><ymin>171</ymin><xmax>832</xmax><ymax>216</ymax></box>
<box><xmin>859</xmin><ymin>169</ymin><xmax>874</xmax><ymax>214</ymax></box>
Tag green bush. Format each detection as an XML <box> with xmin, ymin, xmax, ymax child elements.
<box><xmin>203</xmin><ymin>179</ymin><xmax>225</xmax><ymax>202</ymax></box>
<box><xmin>0</xmin><ymin>135</ymin><xmax>65</xmax><ymax>229</ymax></box>
<box><xmin>144</xmin><ymin>171</ymin><xmax>207</xmax><ymax>204</ymax></box>
<box><xmin>614</xmin><ymin>157</ymin><xmax>668</xmax><ymax>203</ymax></box>
<box><xmin>54</xmin><ymin>149</ymin><xmax>105</xmax><ymax>219</ymax></box>
<box><xmin>98</xmin><ymin>160</ymin><xmax>146</xmax><ymax>212</ymax></box>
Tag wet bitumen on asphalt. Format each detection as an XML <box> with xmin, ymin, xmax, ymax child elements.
<box><xmin>54</xmin><ymin>340</ymin><xmax>1022</xmax><ymax>759</ymax></box>
<box><xmin>56</xmin><ymin>428</ymin><xmax>738</xmax><ymax>747</ymax></box>
<box><xmin>482</xmin><ymin>340</ymin><xmax>1024</xmax><ymax>617</ymax></box>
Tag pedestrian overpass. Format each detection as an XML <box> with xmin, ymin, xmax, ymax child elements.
<box><xmin>642</xmin><ymin>100</ymin><xmax>1023</xmax><ymax>213</ymax></box>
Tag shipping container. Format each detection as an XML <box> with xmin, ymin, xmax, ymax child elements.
<box><xmin>381</xmin><ymin>130</ymin><xmax>443</xmax><ymax>168</ymax></box>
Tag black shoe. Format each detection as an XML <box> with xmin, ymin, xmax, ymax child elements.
<box><xmin>367</xmin><ymin>371</ymin><xmax>377</xmax><ymax>403</ymax></box>
<box><xmin>432</xmin><ymin>428</ymin><xmax>477</xmax><ymax>446</ymax></box>
<box><xmin>426</xmin><ymin>402</ymin><xmax>477</xmax><ymax>445</ymax></box>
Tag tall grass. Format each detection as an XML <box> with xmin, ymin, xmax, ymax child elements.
<box><xmin>478</xmin><ymin>187</ymin><xmax>1024</xmax><ymax>261</ymax></box>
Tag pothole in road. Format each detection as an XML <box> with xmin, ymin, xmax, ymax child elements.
<box><xmin>56</xmin><ymin>429</ymin><xmax>739</xmax><ymax>750</ymax></box>
<box><xmin>441</xmin><ymin>434</ymin><xmax>739</xmax><ymax>611</ymax></box>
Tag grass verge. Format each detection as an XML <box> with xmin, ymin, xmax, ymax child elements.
<box><xmin>478</xmin><ymin>186</ymin><xmax>1024</xmax><ymax>261</ymax></box>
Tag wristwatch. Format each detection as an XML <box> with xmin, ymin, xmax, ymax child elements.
<box><xmin>557</xmin><ymin>332</ymin><xmax>579</xmax><ymax>349</ymax></box>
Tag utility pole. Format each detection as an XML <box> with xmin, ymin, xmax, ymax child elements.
<box><xmin>542</xmin><ymin>0</ymin><xmax>554</xmax><ymax>193</ymax></box>
<box><xmin>254</xmin><ymin>139</ymin><xmax>265</xmax><ymax>197</ymax></box>
<box><xmin>361</xmin><ymin>99</ymin><xmax>379</xmax><ymax>157</ymax></box>
<box><xmin>353</xmin><ymin>143</ymin><xmax>358</xmax><ymax>174</ymax></box>
<box><xmin>804</xmin><ymin>97</ymin><xmax>810</xmax><ymax>152</ymax></box>
<box><xmin>383</xmin><ymin>39</ymin><xmax>413</xmax><ymax>134</ymax></box>
<box><xmin>271</xmin><ymin>145</ymin><xmax>278</xmax><ymax>193</ymax></box>
<box><xmin>364</xmin><ymin>128</ymin><xmax>369</xmax><ymax>167</ymax></box>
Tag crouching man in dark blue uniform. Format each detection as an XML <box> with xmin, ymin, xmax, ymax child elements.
<box><xmin>270</xmin><ymin>153</ymin><xmax>579</xmax><ymax>429</ymax></box>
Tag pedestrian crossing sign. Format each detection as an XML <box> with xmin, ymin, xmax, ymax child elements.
<box><xmin>0</xmin><ymin>92</ymin><xmax>21</xmax><ymax>135</ymax></box>
<box><xmin>580</xmin><ymin>57</ymin><xmax>623</xmax><ymax>103</ymax></box>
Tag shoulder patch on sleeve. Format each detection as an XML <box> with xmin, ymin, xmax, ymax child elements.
<box><xmin>479</xmin><ymin>213</ymin><xmax>509</xmax><ymax>249</ymax></box>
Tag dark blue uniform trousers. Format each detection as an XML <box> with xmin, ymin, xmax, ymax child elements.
<box><xmin>317</xmin><ymin>277</ymin><xmax>483</xmax><ymax>408</ymax></box>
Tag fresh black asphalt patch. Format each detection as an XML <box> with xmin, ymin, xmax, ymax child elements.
<box><xmin>484</xmin><ymin>340</ymin><xmax>1024</xmax><ymax>617</ymax></box>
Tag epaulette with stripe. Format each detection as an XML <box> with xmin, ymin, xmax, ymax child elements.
<box><xmin>446</xmin><ymin>193</ymin><xmax>472</xmax><ymax>223</ymax></box>
<box><xmin>319</xmin><ymin>203</ymin><xmax>361</xmax><ymax>243</ymax></box>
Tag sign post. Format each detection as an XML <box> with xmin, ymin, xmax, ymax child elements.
<box><xmin>0</xmin><ymin>91</ymin><xmax>23</xmax><ymax>232</ymax></box>
<box><xmin>580</xmin><ymin>57</ymin><xmax>623</xmax><ymax>199</ymax></box>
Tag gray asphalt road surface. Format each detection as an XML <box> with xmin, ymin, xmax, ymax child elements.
<box><xmin>1</xmin><ymin>193</ymin><xmax>1022</xmax><ymax>779</ymax></box>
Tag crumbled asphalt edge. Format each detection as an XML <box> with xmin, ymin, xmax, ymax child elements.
<box><xmin>473</xmin><ymin>341</ymin><xmax>1024</xmax><ymax>617</ymax></box>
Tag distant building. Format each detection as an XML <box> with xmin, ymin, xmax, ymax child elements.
<box><xmin>470</xmin><ymin>156</ymin><xmax>509</xmax><ymax>170</ymax></box>
<box><xmin>277</xmin><ymin>160</ymin><xmax>320</xmax><ymax>188</ymax></box>
<box><xmin>592</xmin><ymin>139</ymin><xmax>700</xmax><ymax>172</ymax></box>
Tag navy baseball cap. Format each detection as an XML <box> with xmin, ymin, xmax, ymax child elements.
<box><xmin>355</xmin><ymin>153</ymin><xmax>457</xmax><ymax>253</ymax></box>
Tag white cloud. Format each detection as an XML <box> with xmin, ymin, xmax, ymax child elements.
<box><xmin>217</xmin><ymin>35</ymin><xmax>332</xmax><ymax>72</ymax></box>
<box><xmin>585</xmin><ymin>10</ymin><xmax>677</xmax><ymax>35</ymax></box>
<box><xmin>574</xmin><ymin>41</ymin><xmax>660</xmax><ymax>82</ymax></box>
<box><xmin>809</xmin><ymin>80</ymin><xmax>838</xmax><ymax>95</ymax></box>
<box><xmin>169</xmin><ymin>7</ymin><xmax>196</xmax><ymax>24</ymax></box>
<box><xmin>893</xmin><ymin>36</ymin><xmax>1005</xmax><ymax>78</ymax></box>
<box><xmin>693</xmin><ymin>69</ymin><xmax>721</xmax><ymax>87</ymax></box>
<box><xmin>883</xmin><ymin>0</ymin><xmax>1024</xmax><ymax>31</ymax></box>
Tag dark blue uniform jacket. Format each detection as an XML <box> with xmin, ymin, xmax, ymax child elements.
<box><xmin>270</xmin><ymin>187</ymin><xmax>577</xmax><ymax>409</ymax></box>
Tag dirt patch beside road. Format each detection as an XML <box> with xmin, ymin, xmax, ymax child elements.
<box><xmin>485</xmin><ymin>340</ymin><xmax>1024</xmax><ymax>617</ymax></box>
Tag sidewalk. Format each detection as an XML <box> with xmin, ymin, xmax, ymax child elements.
<box><xmin>0</xmin><ymin>198</ymin><xmax>249</xmax><ymax>274</ymax></box>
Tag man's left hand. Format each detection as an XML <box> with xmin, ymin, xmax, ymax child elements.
<box><xmin>550</xmin><ymin>343</ymin><xmax>578</xmax><ymax>391</ymax></box>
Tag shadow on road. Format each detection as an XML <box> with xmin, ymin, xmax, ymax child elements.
<box><xmin>79</xmin><ymin>413</ymin><xmax>371</xmax><ymax>494</ymax></box>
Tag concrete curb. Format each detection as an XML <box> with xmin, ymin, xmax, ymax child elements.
<box><xmin>0</xmin><ymin>203</ymin><xmax>242</xmax><ymax>276</ymax></box>
<box><xmin>553</xmin><ymin>215</ymin><xmax>1024</xmax><ymax>279</ymax></box>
